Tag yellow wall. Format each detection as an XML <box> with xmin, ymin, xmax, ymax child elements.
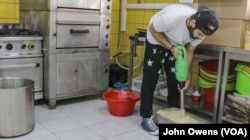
<box><xmin>0</xmin><ymin>0</ymin><xmax>19</xmax><ymax>24</ymax></box>
<box><xmin>111</xmin><ymin>0</ymin><xmax>198</xmax><ymax>81</ymax></box>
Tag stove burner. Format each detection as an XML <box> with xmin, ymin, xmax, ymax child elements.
<box><xmin>0</xmin><ymin>29</ymin><xmax>41</xmax><ymax>36</ymax></box>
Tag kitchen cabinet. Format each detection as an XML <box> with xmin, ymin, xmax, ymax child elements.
<box><xmin>57</xmin><ymin>58</ymin><xmax>98</xmax><ymax>96</ymax></box>
<box><xmin>44</xmin><ymin>51</ymin><xmax>109</xmax><ymax>109</ymax></box>
<box><xmin>218</xmin><ymin>47</ymin><xmax>250</xmax><ymax>124</ymax></box>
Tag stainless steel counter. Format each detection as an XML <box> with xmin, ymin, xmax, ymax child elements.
<box><xmin>197</xmin><ymin>44</ymin><xmax>250</xmax><ymax>124</ymax></box>
<box><xmin>190</xmin><ymin>43</ymin><xmax>225</xmax><ymax>123</ymax></box>
<box><xmin>218</xmin><ymin>46</ymin><xmax>250</xmax><ymax>124</ymax></box>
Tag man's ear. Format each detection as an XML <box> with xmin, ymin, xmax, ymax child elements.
<box><xmin>190</xmin><ymin>19</ymin><xmax>196</xmax><ymax>28</ymax></box>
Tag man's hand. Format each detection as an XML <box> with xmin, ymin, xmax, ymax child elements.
<box><xmin>177</xmin><ymin>78</ymin><xmax>190</xmax><ymax>91</ymax></box>
<box><xmin>171</xmin><ymin>46</ymin><xmax>183</xmax><ymax>59</ymax></box>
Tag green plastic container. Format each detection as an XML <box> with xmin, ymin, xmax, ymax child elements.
<box><xmin>235</xmin><ymin>64</ymin><xmax>250</xmax><ymax>96</ymax></box>
<box><xmin>199</xmin><ymin>77</ymin><xmax>235</xmax><ymax>91</ymax></box>
<box><xmin>199</xmin><ymin>66</ymin><xmax>236</xmax><ymax>80</ymax></box>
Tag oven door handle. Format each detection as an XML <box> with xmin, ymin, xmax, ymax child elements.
<box><xmin>70</xmin><ymin>29</ymin><xmax>89</xmax><ymax>34</ymax></box>
<box><xmin>57</xmin><ymin>20</ymin><xmax>100</xmax><ymax>25</ymax></box>
<box><xmin>0</xmin><ymin>63</ymin><xmax>40</xmax><ymax>69</ymax></box>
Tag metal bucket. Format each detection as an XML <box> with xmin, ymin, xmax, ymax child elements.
<box><xmin>0</xmin><ymin>77</ymin><xmax>35</xmax><ymax>137</ymax></box>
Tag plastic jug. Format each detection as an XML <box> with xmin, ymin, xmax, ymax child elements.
<box><xmin>175</xmin><ymin>45</ymin><xmax>188</xmax><ymax>88</ymax></box>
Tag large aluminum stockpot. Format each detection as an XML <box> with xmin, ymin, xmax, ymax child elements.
<box><xmin>0</xmin><ymin>77</ymin><xmax>35</xmax><ymax>137</ymax></box>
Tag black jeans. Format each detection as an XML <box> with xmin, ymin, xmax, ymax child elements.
<box><xmin>140</xmin><ymin>40</ymin><xmax>180</xmax><ymax>118</ymax></box>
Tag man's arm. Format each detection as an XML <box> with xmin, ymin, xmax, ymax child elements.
<box><xmin>148</xmin><ymin>23</ymin><xmax>182</xmax><ymax>58</ymax></box>
<box><xmin>148</xmin><ymin>23</ymin><xmax>173</xmax><ymax>50</ymax></box>
<box><xmin>186</xmin><ymin>43</ymin><xmax>196</xmax><ymax>78</ymax></box>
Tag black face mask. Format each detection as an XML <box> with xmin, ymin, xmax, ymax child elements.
<box><xmin>187</xmin><ymin>25</ymin><xmax>198</xmax><ymax>40</ymax></box>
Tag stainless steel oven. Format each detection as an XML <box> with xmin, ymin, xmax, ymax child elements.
<box><xmin>56</xmin><ymin>10</ymin><xmax>101</xmax><ymax>49</ymax></box>
<box><xmin>20</xmin><ymin>0</ymin><xmax>112</xmax><ymax>109</ymax></box>
<box><xmin>0</xmin><ymin>30</ymin><xmax>43</xmax><ymax>100</ymax></box>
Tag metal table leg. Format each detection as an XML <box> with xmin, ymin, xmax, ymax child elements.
<box><xmin>128</xmin><ymin>36</ymin><xmax>137</xmax><ymax>91</ymax></box>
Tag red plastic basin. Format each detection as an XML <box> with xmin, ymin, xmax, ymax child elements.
<box><xmin>199</xmin><ymin>59</ymin><xmax>237</xmax><ymax>75</ymax></box>
<box><xmin>102</xmin><ymin>89</ymin><xmax>140</xmax><ymax>117</ymax></box>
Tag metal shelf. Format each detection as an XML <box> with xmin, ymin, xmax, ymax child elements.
<box><xmin>184</xmin><ymin>94</ymin><xmax>214</xmax><ymax>117</ymax></box>
<box><xmin>222</xmin><ymin>116</ymin><xmax>244</xmax><ymax>124</ymax></box>
<box><xmin>186</xmin><ymin>44</ymin><xmax>225</xmax><ymax>123</ymax></box>
<box><xmin>128</xmin><ymin>34</ymin><xmax>146</xmax><ymax>91</ymax></box>
<box><xmin>218</xmin><ymin>47</ymin><xmax>250</xmax><ymax>124</ymax></box>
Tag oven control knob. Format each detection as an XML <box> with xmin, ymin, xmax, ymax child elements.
<box><xmin>21</xmin><ymin>44</ymin><xmax>26</xmax><ymax>49</ymax></box>
<box><xmin>106</xmin><ymin>5</ymin><xmax>110</xmax><ymax>10</ymax></box>
<box><xmin>105</xmin><ymin>42</ymin><xmax>109</xmax><ymax>46</ymax></box>
<box><xmin>6</xmin><ymin>43</ymin><xmax>13</xmax><ymax>50</ymax></box>
<box><xmin>28</xmin><ymin>43</ymin><xmax>36</xmax><ymax>51</ymax></box>
<box><xmin>0</xmin><ymin>45</ymin><xmax>2</xmax><ymax>49</ymax></box>
<box><xmin>106</xmin><ymin>25</ymin><xmax>110</xmax><ymax>29</ymax></box>
<box><xmin>106</xmin><ymin>34</ymin><xmax>109</xmax><ymax>38</ymax></box>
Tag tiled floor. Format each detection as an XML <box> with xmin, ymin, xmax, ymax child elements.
<box><xmin>0</xmin><ymin>94</ymin><xmax>166</xmax><ymax>140</ymax></box>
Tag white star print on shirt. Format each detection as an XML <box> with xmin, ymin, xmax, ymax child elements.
<box><xmin>147</xmin><ymin>59</ymin><xmax>153</xmax><ymax>67</ymax></box>
<box><xmin>158</xmin><ymin>69</ymin><xmax>161</xmax><ymax>75</ymax></box>
<box><xmin>153</xmin><ymin>48</ymin><xmax>157</xmax><ymax>54</ymax></box>
<box><xmin>169</xmin><ymin>56</ymin><xmax>175</xmax><ymax>61</ymax></box>
<box><xmin>161</xmin><ymin>58</ymin><xmax>165</xmax><ymax>63</ymax></box>
<box><xmin>170</xmin><ymin>67</ymin><xmax>176</xmax><ymax>73</ymax></box>
<box><xmin>165</xmin><ymin>52</ymin><xmax>169</xmax><ymax>57</ymax></box>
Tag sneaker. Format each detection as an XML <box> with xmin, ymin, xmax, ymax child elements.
<box><xmin>141</xmin><ymin>116</ymin><xmax>159</xmax><ymax>136</ymax></box>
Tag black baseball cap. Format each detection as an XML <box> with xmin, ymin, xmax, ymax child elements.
<box><xmin>195</xmin><ymin>5</ymin><xmax>219</xmax><ymax>36</ymax></box>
